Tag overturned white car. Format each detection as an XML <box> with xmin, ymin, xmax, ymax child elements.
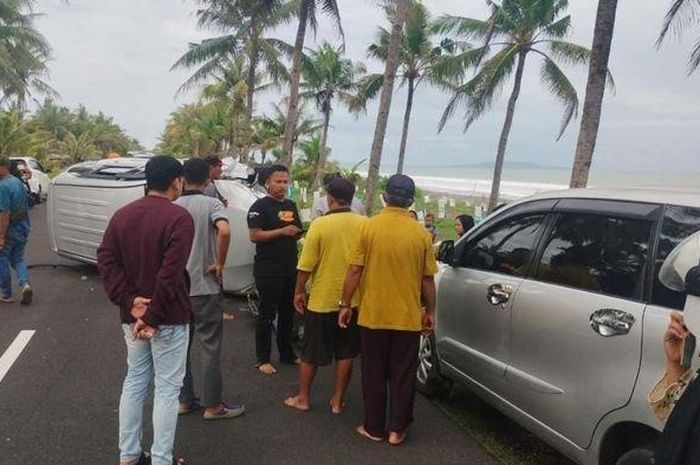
<box><xmin>47</xmin><ymin>157</ymin><xmax>263</xmax><ymax>294</ymax></box>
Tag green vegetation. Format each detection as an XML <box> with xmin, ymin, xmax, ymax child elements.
<box><xmin>0</xmin><ymin>100</ymin><xmax>139</xmax><ymax>167</ymax></box>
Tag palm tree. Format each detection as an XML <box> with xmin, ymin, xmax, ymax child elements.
<box><xmin>436</xmin><ymin>0</ymin><xmax>600</xmax><ymax>212</ymax></box>
<box><xmin>300</xmin><ymin>42</ymin><xmax>365</xmax><ymax>190</ymax></box>
<box><xmin>0</xmin><ymin>0</ymin><xmax>55</xmax><ymax>108</ymax></box>
<box><xmin>658</xmin><ymin>0</ymin><xmax>700</xmax><ymax>73</ymax></box>
<box><xmin>359</xmin><ymin>1</ymin><xmax>447</xmax><ymax>174</ymax></box>
<box><xmin>280</xmin><ymin>0</ymin><xmax>343</xmax><ymax>168</ymax></box>
<box><xmin>365</xmin><ymin>0</ymin><xmax>409</xmax><ymax>214</ymax></box>
<box><xmin>200</xmin><ymin>59</ymin><xmax>252</xmax><ymax>158</ymax></box>
<box><xmin>569</xmin><ymin>0</ymin><xmax>618</xmax><ymax>188</ymax></box>
<box><xmin>0</xmin><ymin>108</ymin><xmax>49</xmax><ymax>156</ymax></box>
<box><xmin>173</xmin><ymin>0</ymin><xmax>296</xmax><ymax>159</ymax></box>
<box><xmin>56</xmin><ymin>132</ymin><xmax>101</xmax><ymax>164</ymax></box>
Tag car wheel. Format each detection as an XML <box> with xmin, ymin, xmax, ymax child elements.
<box><xmin>37</xmin><ymin>186</ymin><xmax>43</xmax><ymax>203</ymax></box>
<box><xmin>417</xmin><ymin>333</ymin><xmax>451</xmax><ymax>398</ymax></box>
<box><xmin>615</xmin><ymin>446</ymin><xmax>655</xmax><ymax>465</ymax></box>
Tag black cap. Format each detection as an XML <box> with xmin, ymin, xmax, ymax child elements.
<box><xmin>326</xmin><ymin>176</ymin><xmax>356</xmax><ymax>205</ymax></box>
<box><xmin>385</xmin><ymin>174</ymin><xmax>415</xmax><ymax>200</ymax></box>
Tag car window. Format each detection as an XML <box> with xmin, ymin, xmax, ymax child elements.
<box><xmin>534</xmin><ymin>213</ymin><xmax>652</xmax><ymax>301</ymax></box>
<box><xmin>652</xmin><ymin>206</ymin><xmax>700</xmax><ymax>310</ymax></box>
<box><xmin>27</xmin><ymin>160</ymin><xmax>41</xmax><ymax>171</ymax></box>
<box><xmin>461</xmin><ymin>214</ymin><xmax>546</xmax><ymax>277</ymax></box>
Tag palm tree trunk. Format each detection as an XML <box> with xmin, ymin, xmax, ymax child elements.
<box><xmin>365</xmin><ymin>0</ymin><xmax>408</xmax><ymax>214</ymax></box>
<box><xmin>570</xmin><ymin>0</ymin><xmax>618</xmax><ymax>188</ymax></box>
<box><xmin>311</xmin><ymin>105</ymin><xmax>331</xmax><ymax>192</ymax></box>
<box><xmin>396</xmin><ymin>76</ymin><xmax>415</xmax><ymax>175</ymax></box>
<box><xmin>488</xmin><ymin>50</ymin><xmax>527</xmax><ymax>212</ymax></box>
<box><xmin>280</xmin><ymin>2</ymin><xmax>309</xmax><ymax>169</ymax></box>
<box><xmin>241</xmin><ymin>23</ymin><xmax>260</xmax><ymax>164</ymax></box>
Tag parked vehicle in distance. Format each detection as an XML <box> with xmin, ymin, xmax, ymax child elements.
<box><xmin>420</xmin><ymin>188</ymin><xmax>700</xmax><ymax>465</ymax></box>
<box><xmin>48</xmin><ymin>157</ymin><xmax>264</xmax><ymax>294</ymax></box>
<box><xmin>10</xmin><ymin>157</ymin><xmax>50</xmax><ymax>201</ymax></box>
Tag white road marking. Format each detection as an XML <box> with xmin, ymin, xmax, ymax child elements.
<box><xmin>0</xmin><ymin>330</ymin><xmax>36</xmax><ymax>383</ymax></box>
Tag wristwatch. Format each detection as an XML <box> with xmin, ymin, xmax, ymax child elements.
<box><xmin>338</xmin><ymin>301</ymin><xmax>351</xmax><ymax>309</ymax></box>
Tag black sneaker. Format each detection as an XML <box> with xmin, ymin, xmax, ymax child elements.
<box><xmin>20</xmin><ymin>285</ymin><xmax>32</xmax><ymax>306</ymax></box>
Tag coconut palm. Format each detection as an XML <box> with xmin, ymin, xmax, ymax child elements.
<box><xmin>280</xmin><ymin>0</ymin><xmax>343</xmax><ymax>168</ymax></box>
<box><xmin>0</xmin><ymin>108</ymin><xmax>49</xmax><ymax>156</ymax></box>
<box><xmin>569</xmin><ymin>0</ymin><xmax>618</xmax><ymax>188</ymax></box>
<box><xmin>300</xmin><ymin>42</ymin><xmax>365</xmax><ymax>190</ymax></box>
<box><xmin>365</xmin><ymin>0</ymin><xmax>409</xmax><ymax>214</ymax></box>
<box><xmin>358</xmin><ymin>1</ymin><xmax>448</xmax><ymax>174</ymax></box>
<box><xmin>173</xmin><ymin>0</ymin><xmax>296</xmax><ymax>159</ymax></box>
<box><xmin>159</xmin><ymin>103</ymin><xmax>230</xmax><ymax>157</ymax></box>
<box><xmin>658</xmin><ymin>0</ymin><xmax>700</xmax><ymax>73</ymax></box>
<box><xmin>56</xmin><ymin>132</ymin><xmax>101</xmax><ymax>164</ymax></box>
<box><xmin>0</xmin><ymin>0</ymin><xmax>55</xmax><ymax>108</ymax></box>
<box><xmin>199</xmin><ymin>59</ymin><xmax>254</xmax><ymax>159</ymax></box>
<box><xmin>436</xmin><ymin>0</ymin><xmax>604</xmax><ymax>212</ymax></box>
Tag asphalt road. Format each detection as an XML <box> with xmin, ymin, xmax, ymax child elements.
<box><xmin>0</xmin><ymin>205</ymin><xmax>498</xmax><ymax>465</ymax></box>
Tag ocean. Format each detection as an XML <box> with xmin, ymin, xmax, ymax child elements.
<box><xmin>395</xmin><ymin>165</ymin><xmax>700</xmax><ymax>201</ymax></box>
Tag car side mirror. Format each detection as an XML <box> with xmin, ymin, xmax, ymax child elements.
<box><xmin>437</xmin><ymin>240</ymin><xmax>455</xmax><ymax>265</ymax></box>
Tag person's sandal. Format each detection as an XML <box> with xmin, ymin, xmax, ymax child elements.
<box><xmin>178</xmin><ymin>398</ymin><xmax>203</xmax><ymax>416</ymax></box>
<box><xmin>203</xmin><ymin>402</ymin><xmax>246</xmax><ymax>420</ymax></box>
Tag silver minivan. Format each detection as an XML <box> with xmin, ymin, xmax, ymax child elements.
<box><xmin>420</xmin><ymin>188</ymin><xmax>700</xmax><ymax>465</ymax></box>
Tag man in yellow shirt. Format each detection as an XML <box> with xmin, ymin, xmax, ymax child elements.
<box><xmin>284</xmin><ymin>177</ymin><xmax>366</xmax><ymax>414</ymax></box>
<box><xmin>339</xmin><ymin>174</ymin><xmax>438</xmax><ymax>446</ymax></box>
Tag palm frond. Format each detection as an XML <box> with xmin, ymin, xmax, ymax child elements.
<box><xmin>658</xmin><ymin>0</ymin><xmax>700</xmax><ymax>45</ymax></box>
<box><xmin>431</xmin><ymin>15</ymin><xmax>493</xmax><ymax>41</ymax></box>
<box><xmin>536</xmin><ymin>51</ymin><xmax>579</xmax><ymax>140</ymax></box>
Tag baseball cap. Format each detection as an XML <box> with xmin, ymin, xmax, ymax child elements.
<box><xmin>385</xmin><ymin>174</ymin><xmax>415</xmax><ymax>201</ymax></box>
<box><xmin>326</xmin><ymin>176</ymin><xmax>356</xmax><ymax>205</ymax></box>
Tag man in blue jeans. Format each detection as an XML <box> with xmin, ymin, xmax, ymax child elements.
<box><xmin>0</xmin><ymin>156</ymin><xmax>32</xmax><ymax>305</ymax></box>
<box><xmin>98</xmin><ymin>156</ymin><xmax>195</xmax><ymax>465</ymax></box>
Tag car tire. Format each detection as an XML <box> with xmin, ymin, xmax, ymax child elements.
<box><xmin>37</xmin><ymin>186</ymin><xmax>43</xmax><ymax>203</ymax></box>
<box><xmin>417</xmin><ymin>333</ymin><xmax>451</xmax><ymax>398</ymax></box>
<box><xmin>615</xmin><ymin>446</ymin><xmax>655</xmax><ymax>465</ymax></box>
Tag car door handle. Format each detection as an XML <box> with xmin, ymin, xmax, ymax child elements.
<box><xmin>590</xmin><ymin>309</ymin><xmax>636</xmax><ymax>337</ymax></box>
<box><xmin>487</xmin><ymin>284</ymin><xmax>513</xmax><ymax>306</ymax></box>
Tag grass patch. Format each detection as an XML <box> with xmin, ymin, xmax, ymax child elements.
<box><xmin>434</xmin><ymin>386</ymin><xmax>574</xmax><ymax>465</ymax></box>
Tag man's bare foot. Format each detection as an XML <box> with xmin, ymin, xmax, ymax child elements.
<box><xmin>222</xmin><ymin>312</ymin><xmax>235</xmax><ymax>320</ymax></box>
<box><xmin>356</xmin><ymin>425</ymin><xmax>383</xmax><ymax>442</ymax></box>
<box><xmin>330</xmin><ymin>399</ymin><xmax>346</xmax><ymax>415</ymax></box>
<box><xmin>257</xmin><ymin>363</ymin><xmax>277</xmax><ymax>375</ymax></box>
<box><xmin>284</xmin><ymin>396</ymin><xmax>310</xmax><ymax>411</ymax></box>
<box><xmin>388</xmin><ymin>431</ymin><xmax>407</xmax><ymax>446</ymax></box>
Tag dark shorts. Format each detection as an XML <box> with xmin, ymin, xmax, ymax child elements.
<box><xmin>301</xmin><ymin>309</ymin><xmax>360</xmax><ymax>366</ymax></box>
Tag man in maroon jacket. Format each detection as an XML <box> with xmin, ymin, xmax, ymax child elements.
<box><xmin>97</xmin><ymin>156</ymin><xmax>194</xmax><ymax>465</ymax></box>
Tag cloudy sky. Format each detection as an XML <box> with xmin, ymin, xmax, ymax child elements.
<box><xmin>34</xmin><ymin>0</ymin><xmax>700</xmax><ymax>174</ymax></box>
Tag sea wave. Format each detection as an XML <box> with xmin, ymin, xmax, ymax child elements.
<box><xmin>409</xmin><ymin>175</ymin><xmax>567</xmax><ymax>200</ymax></box>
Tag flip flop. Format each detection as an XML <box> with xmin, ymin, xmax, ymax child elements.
<box><xmin>388</xmin><ymin>431</ymin><xmax>407</xmax><ymax>446</ymax></box>
<box><xmin>330</xmin><ymin>400</ymin><xmax>346</xmax><ymax>415</ymax></box>
<box><xmin>284</xmin><ymin>396</ymin><xmax>310</xmax><ymax>412</ymax></box>
<box><xmin>356</xmin><ymin>425</ymin><xmax>384</xmax><ymax>443</ymax></box>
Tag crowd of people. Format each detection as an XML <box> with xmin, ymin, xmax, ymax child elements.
<box><xmin>96</xmin><ymin>155</ymin><xmax>439</xmax><ymax>465</ymax></box>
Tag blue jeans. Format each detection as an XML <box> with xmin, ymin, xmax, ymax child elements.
<box><xmin>119</xmin><ymin>324</ymin><xmax>189</xmax><ymax>465</ymax></box>
<box><xmin>0</xmin><ymin>235</ymin><xmax>29</xmax><ymax>298</ymax></box>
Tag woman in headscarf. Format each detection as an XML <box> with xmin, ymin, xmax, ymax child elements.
<box><xmin>649</xmin><ymin>265</ymin><xmax>700</xmax><ymax>465</ymax></box>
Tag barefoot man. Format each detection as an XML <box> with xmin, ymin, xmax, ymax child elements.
<box><xmin>339</xmin><ymin>174</ymin><xmax>438</xmax><ymax>446</ymax></box>
<box><xmin>247</xmin><ymin>165</ymin><xmax>303</xmax><ymax>374</ymax></box>
<box><xmin>284</xmin><ymin>177</ymin><xmax>366</xmax><ymax>413</ymax></box>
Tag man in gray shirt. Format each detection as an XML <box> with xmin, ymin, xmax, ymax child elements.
<box><xmin>177</xmin><ymin>158</ymin><xmax>245</xmax><ymax>420</ymax></box>
<box><xmin>203</xmin><ymin>155</ymin><xmax>228</xmax><ymax>207</ymax></box>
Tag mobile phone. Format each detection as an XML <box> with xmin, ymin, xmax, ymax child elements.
<box><xmin>681</xmin><ymin>333</ymin><xmax>697</xmax><ymax>369</ymax></box>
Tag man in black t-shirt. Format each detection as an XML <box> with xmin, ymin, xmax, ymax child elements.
<box><xmin>247</xmin><ymin>165</ymin><xmax>303</xmax><ymax>374</ymax></box>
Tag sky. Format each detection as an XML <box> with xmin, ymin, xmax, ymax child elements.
<box><xmin>34</xmin><ymin>0</ymin><xmax>700</xmax><ymax>175</ymax></box>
